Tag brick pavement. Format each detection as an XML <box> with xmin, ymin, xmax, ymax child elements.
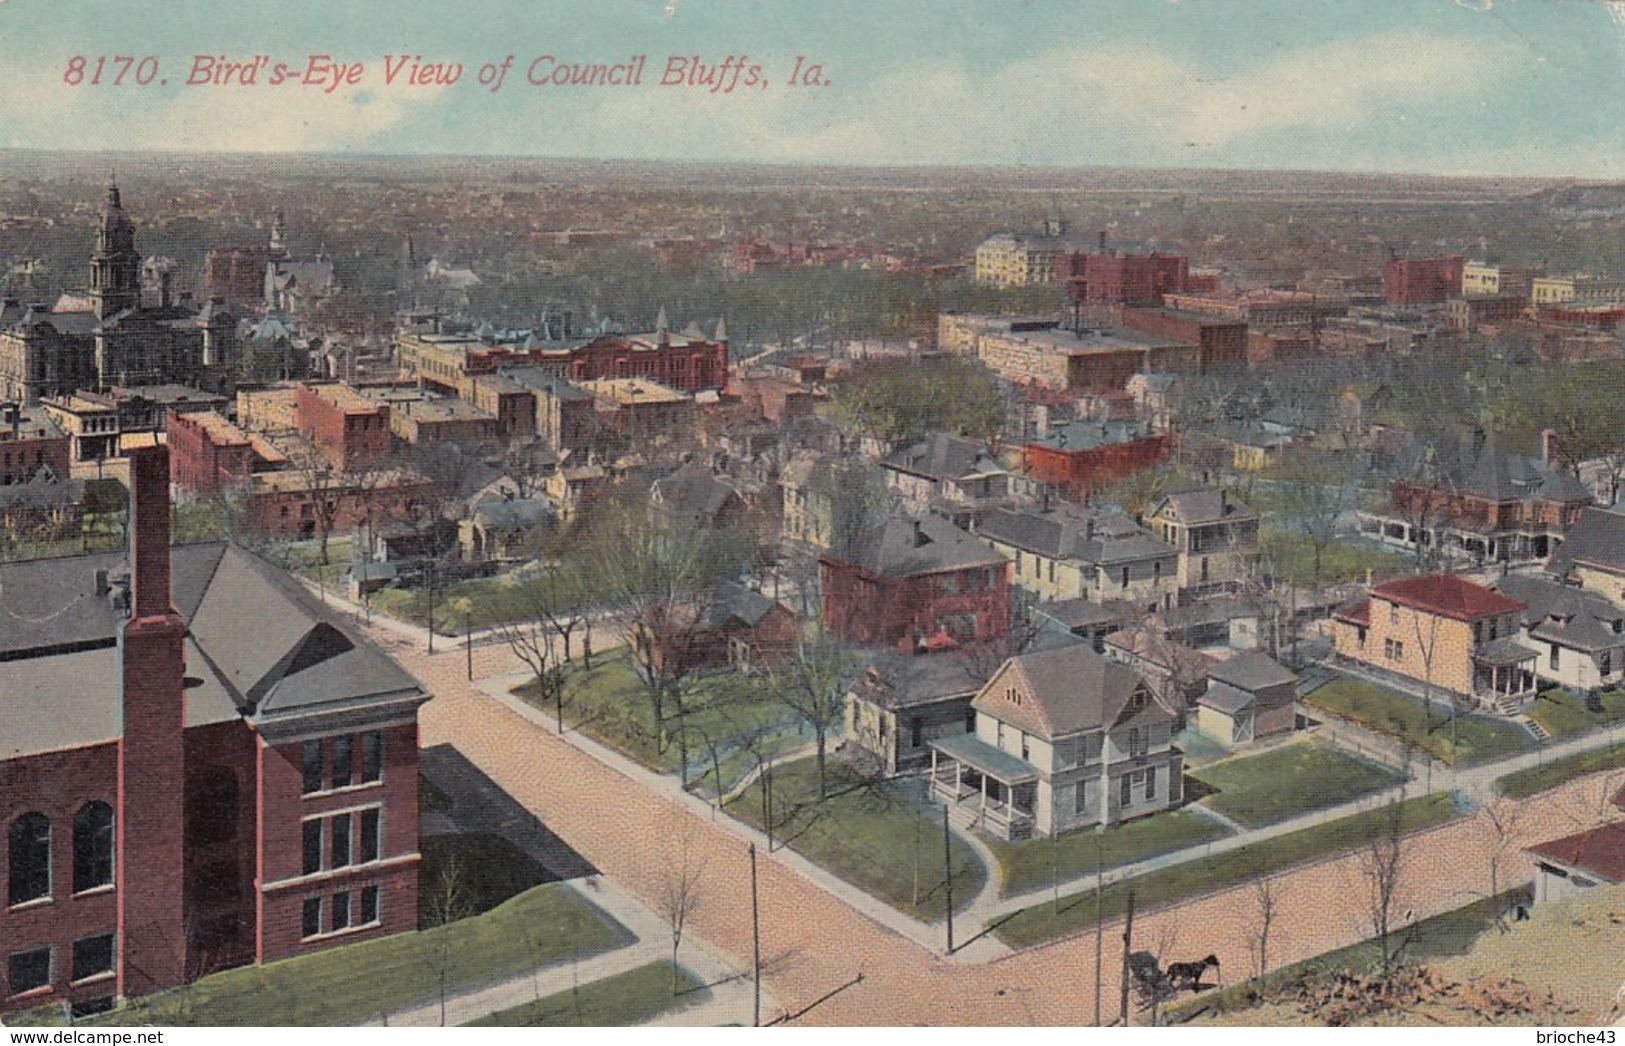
<box><xmin>396</xmin><ymin>636</ymin><xmax>1622</xmax><ymax>1026</ymax></box>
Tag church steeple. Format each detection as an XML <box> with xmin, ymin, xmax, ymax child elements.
<box><xmin>269</xmin><ymin>208</ymin><xmax>288</xmax><ymax>262</ymax></box>
<box><xmin>90</xmin><ymin>176</ymin><xmax>141</xmax><ymax>320</ymax></box>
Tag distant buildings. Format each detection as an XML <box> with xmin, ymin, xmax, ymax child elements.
<box><xmin>1019</xmin><ymin>419</ymin><xmax>1170</xmax><ymax>497</ymax></box>
<box><xmin>1383</xmin><ymin>254</ymin><xmax>1464</xmax><ymax>306</ymax></box>
<box><xmin>0</xmin><ymin>183</ymin><xmax>238</xmax><ymax>403</ymax></box>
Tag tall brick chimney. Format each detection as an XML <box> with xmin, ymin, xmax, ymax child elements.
<box><xmin>117</xmin><ymin>444</ymin><xmax>189</xmax><ymax>998</ymax></box>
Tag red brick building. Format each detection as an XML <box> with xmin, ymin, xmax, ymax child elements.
<box><xmin>1066</xmin><ymin>252</ymin><xmax>1190</xmax><ymax>306</ymax></box>
<box><xmin>0</xmin><ymin>402</ymin><xmax>71</xmax><ymax>485</ymax></box>
<box><xmin>167</xmin><ymin>409</ymin><xmax>285</xmax><ymax>494</ymax></box>
<box><xmin>0</xmin><ymin>446</ymin><xmax>428</xmax><ymax>1016</ymax></box>
<box><xmin>1119</xmin><ymin>307</ymin><xmax>1248</xmax><ymax>373</ymax></box>
<box><xmin>294</xmin><ymin>382</ymin><xmax>392</xmax><ymax>471</ymax></box>
<box><xmin>1384</xmin><ymin>255</ymin><xmax>1465</xmax><ymax>306</ymax></box>
<box><xmin>820</xmin><ymin>515</ymin><xmax>1011</xmax><ymax>652</ymax></box>
<box><xmin>1020</xmin><ymin>420</ymin><xmax>1172</xmax><ymax>497</ymax></box>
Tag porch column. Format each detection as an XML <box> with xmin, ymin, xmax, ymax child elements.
<box><xmin>930</xmin><ymin>748</ymin><xmax>938</xmax><ymax>787</ymax></box>
<box><xmin>954</xmin><ymin>759</ymin><xmax>962</xmax><ymax>798</ymax></box>
<box><xmin>980</xmin><ymin>773</ymin><xmax>988</xmax><ymax>812</ymax></box>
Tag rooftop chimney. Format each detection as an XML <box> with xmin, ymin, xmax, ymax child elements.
<box><xmin>128</xmin><ymin>444</ymin><xmax>173</xmax><ymax>620</ymax></box>
<box><xmin>912</xmin><ymin>518</ymin><xmax>929</xmax><ymax>548</ymax></box>
<box><xmin>1541</xmin><ymin>428</ymin><xmax>1558</xmax><ymax>468</ymax></box>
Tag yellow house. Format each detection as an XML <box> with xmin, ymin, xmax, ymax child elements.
<box><xmin>1331</xmin><ymin>573</ymin><xmax>1535</xmax><ymax>713</ymax></box>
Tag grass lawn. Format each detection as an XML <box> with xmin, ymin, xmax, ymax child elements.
<box><xmin>419</xmin><ymin>833</ymin><xmax>548</xmax><ymax>921</ymax></box>
<box><xmin>1527</xmin><ymin>688</ymin><xmax>1625</xmax><ymax>741</ymax></box>
<box><xmin>514</xmin><ymin>647</ymin><xmax>806</xmax><ymax>790</ymax></box>
<box><xmin>983</xmin><ymin>810</ymin><xmax>1232</xmax><ymax>898</ymax></box>
<box><xmin>991</xmin><ymin>793</ymin><xmax>1462</xmax><ymax>949</ymax></box>
<box><xmin>1166</xmin><ymin>886</ymin><xmax>1531</xmax><ymax>1023</ymax></box>
<box><xmin>1260</xmin><ymin>530</ymin><xmax>1410</xmax><ymax>587</ymax></box>
<box><xmin>72</xmin><ymin>883</ymin><xmax>631</xmax><ymax>1026</ymax></box>
<box><xmin>1495</xmin><ymin>740</ymin><xmax>1625</xmax><ymax>799</ymax></box>
<box><xmin>727</xmin><ymin>757</ymin><xmax>986</xmax><ymax>921</ymax></box>
<box><xmin>1190</xmin><ymin>743</ymin><xmax>1405</xmax><ymax>828</ymax></box>
<box><xmin>1305</xmin><ymin>676</ymin><xmax>1533</xmax><ymax>766</ymax></box>
<box><xmin>467</xmin><ymin>961</ymin><xmax>708</xmax><ymax>1027</ymax></box>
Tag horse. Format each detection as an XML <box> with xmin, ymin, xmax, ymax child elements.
<box><xmin>1165</xmin><ymin>954</ymin><xmax>1221</xmax><ymax>993</ymax></box>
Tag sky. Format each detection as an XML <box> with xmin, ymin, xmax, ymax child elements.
<box><xmin>1</xmin><ymin>0</ymin><xmax>1622</xmax><ymax>177</ymax></box>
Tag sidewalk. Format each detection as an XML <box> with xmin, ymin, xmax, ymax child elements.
<box><xmin>365</xmin><ymin>876</ymin><xmax>768</xmax><ymax>1026</ymax></box>
<box><xmin>470</xmin><ymin>656</ymin><xmax>1625</xmax><ymax>951</ymax></box>
<box><xmin>474</xmin><ymin>668</ymin><xmax>1016</xmax><ymax>964</ymax></box>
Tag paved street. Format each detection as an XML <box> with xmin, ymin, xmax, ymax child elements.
<box><xmin>388</xmin><ymin>630</ymin><xmax>1625</xmax><ymax>1025</ymax></box>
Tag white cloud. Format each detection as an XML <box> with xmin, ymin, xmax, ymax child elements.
<box><xmin>546</xmin><ymin>31</ymin><xmax>1521</xmax><ymax>171</ymax></box>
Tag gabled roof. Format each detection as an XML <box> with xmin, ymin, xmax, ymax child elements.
<box><xmin>973</xmin><ymin>644</ymin><xmax>1157</xmax><ymax>740</ymax></box>
<box><xmin>885</xmin><ymin>432</ymin><xmax>1004</xmax><ymax>482</ymax></box>
<box><xmin>1552</xmin><ymin>507</ymin><xmax>1625</xmax><ymax>578</ymax></box>
<box><xmin>1493</xmin><ymin>573</ymin><xmax>1625</xmax><ymax>652</ymax></box>
<box><xmin>1151</xmin><ymin>489</ymin><xmax>1256</xmax><ymax>526</ymax></box>
<box><xmin>1372</xmin><ymin>574</ymin><xmax>1524</xmax><ymax>622</ymax></box>
<box><xmin>650</xmin><ymin>463</ymin><xmax>743</xmax><ymax>522</ymax></box>
<box><xmin>829</xmin><ymin>515</ymin><xmax>1006</xmax><ymax>578</ymax></box>
<box><xmin>1527</xmin><ymin>821</ymin><xmax>1625</xmax><ymax>884</ymax></box>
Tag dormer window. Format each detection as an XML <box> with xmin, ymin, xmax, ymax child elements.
<box><xmin>1130</xmin><ymin>689</ymin><xmax>1146</xmax><ymax>711</ymax></box>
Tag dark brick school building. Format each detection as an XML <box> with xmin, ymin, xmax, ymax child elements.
<box><xmin>0</xmin><ymin>446</ymin><xmax>429</xmax><ymax>1016</ymax></box>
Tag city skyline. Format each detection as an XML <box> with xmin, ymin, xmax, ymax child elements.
<box><xmin>1</xmin><ymin>0</ymin><xmax>1623</xmax><ymax>177</ymax></box>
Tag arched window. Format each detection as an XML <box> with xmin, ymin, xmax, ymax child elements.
<box><xmin>8</xmin><ymin>812</ymin><xmax>51</xmax><ymax>905</ymax></box>
<box><xmin>73</xmin><ymin>802</ymin><xmax>114</xmax><ymax>894</ymax></box>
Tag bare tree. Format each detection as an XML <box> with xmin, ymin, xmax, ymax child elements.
<box><xmin>659</xmin><ymin>827</ymin><xmax>708</xmax><ymax>996</ymax></box>
<box><xmin>1248</xmin><ymin>875</ymin><xmax>1280</xmax><ymax>990</ymax></box>
<box><xmin>1480</xmin><ymin>792</ymin><xmax>1526</xmax><ymax>919</ymax></box>
<box><xmin>769</xmin><ymin>631</ymin><xmax>855</xmax><ymax>801</ymax></box>
<box><xmin>422</xmin><ymin>856</ymin><xmax>475</xmax><ymax>1027</ymax></box>
<box><xmin>1356</xmin><ymin>795</ymin><xmax>1408</xmax><ymax>982</ymax></box>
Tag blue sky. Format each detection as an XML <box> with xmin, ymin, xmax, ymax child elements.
<box><xmin>1</xmin><ymin>0</ymin><xmax>1622</xmax><ymax>176</ymax></box>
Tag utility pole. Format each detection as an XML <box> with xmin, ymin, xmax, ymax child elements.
<box><xmin>465</xmin><ymin>610</ymin><xmax>473</xmax><ymax>680</ymax></box>
<box><xmin>749</xmin><ymin>842</ymin><xmax>761</xmax><ymax>1028</ymax></box>
<box><xmin>942</xmin><ymin>804</ymin><xmax>954</xmax><ymax>955</ymax></box>
<box><xmin>1119</xmin><ymin>890</ymin><xmax>1135</xmax><ymax>1027</ymax></box>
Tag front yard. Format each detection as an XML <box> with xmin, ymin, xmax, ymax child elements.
<box><xmin>726</xmin><ymin>756</ymin><xmax>986</xmax><ymax>921</ymax></box>
<box><xmin>1189</xmin><ymin>742</ymin><xmax>1406</xmax><ymax>828</ymax></box>
<box><xmin>991</xmin><ymin>792</ymin><xmax>1462</xmax><ymax>949</ymax></box>
<box><xmin>513</xmin><ymin>647</ymin><xmax>809</xmax><ymax>795</ymax></box>
<box><xmin>982</xmin><ymin>810</ymin><xmax>1231</xmax><ymax>898</ymax></box>
<box><xmin>1304</xmin><ymin>676</ymin><xmax>1534</xmax><ymax>766</ymax></box>
<box><xmin>1527</xmin><ymin>688</ymin><xmax>1625</xmax><ymax>741</ymax></box>
<box><xmin>1495</xmin><ymin>741</ymin><xmax>1625</xmax><ymax>799</ymax></box>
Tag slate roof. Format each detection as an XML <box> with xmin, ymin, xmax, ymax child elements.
<box><xmin>0</xmin><ymin>542</ymin><xmax>425</xmax><ymax>759</ymax></box>
<box><xmin>1552</xmin><ymin>507</ymin><xmax>1625</xmax><ymax>578</ymax></box>
<box><xmin>472</xmin><ymin>497</ymin><xmax>553</xmax><ymax>530</ymax></box>
<box><xmin>1397</xmin><ymin>435</ymin><xmax>1592</xmax><ymax>504</ymax></box>
<box><xmin>833</xmin><ymin>515</ymin><xmax>1006</xmax><ymax>578</ymax></box>
<box><xmin>885</xmin><ymin>432</ymin><xmax>1004</xmax><ymax>481</ymax></box>
<box><xmin>706</xmin><ymin>581</ymin><xmax>785</xmax><ymax>630</ymax></box>
<box><xmin>977</xmin><ymin>504</ymin><xmax>1173</xmax><ymax>566</ymax></box>
<box><xmin>1527</xmin><ymin>820</ymin><xmax>1625</xmax><ymax>883</ymax></box>
<box><xmin>974</xmin><ymin>643</ymin><xmax>1154</xmax><ymax>740</ymax></box>
<box><xmin>1208</xmin><ymin>650</ymin><xmax>1297</xmax><ymax>692</ymax></box>
<box><xmin>850</xmin><ymin>652</ymin><xmax>981</xmax><ymax>711</ymax></box>
<box><xmin>1492</xmin><ymin>573</ymin><xmax>1625</xmax><ymax>653</ymax></box>
<box><xmin>1373</xmin><ymin>574</ymin><xmax>1524</xmax><ymax>622</ymax></box>
<box><xmin>1152</xmin><ymin>489</ymin><xmax>1257</xmax><ymax>525</ymax></box>
<box><xmin>650</xmin><ymin>463</ymin><xmax>742</xmax><ymax>523</ymax></box>
<box><xmin>1197</xmin><ymin>681</ymin><xmax>1256</xmax><ymax>716</ymax></box>
<box><xmin>1025</xmin><ymin>419</ymin><xmax>1157</xmax><ymax>452</ymax></box>
<box><xmin>1034</xmin><ymin>597</ymin><xmax>1142</xmax><ymax>633</ymax></box>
